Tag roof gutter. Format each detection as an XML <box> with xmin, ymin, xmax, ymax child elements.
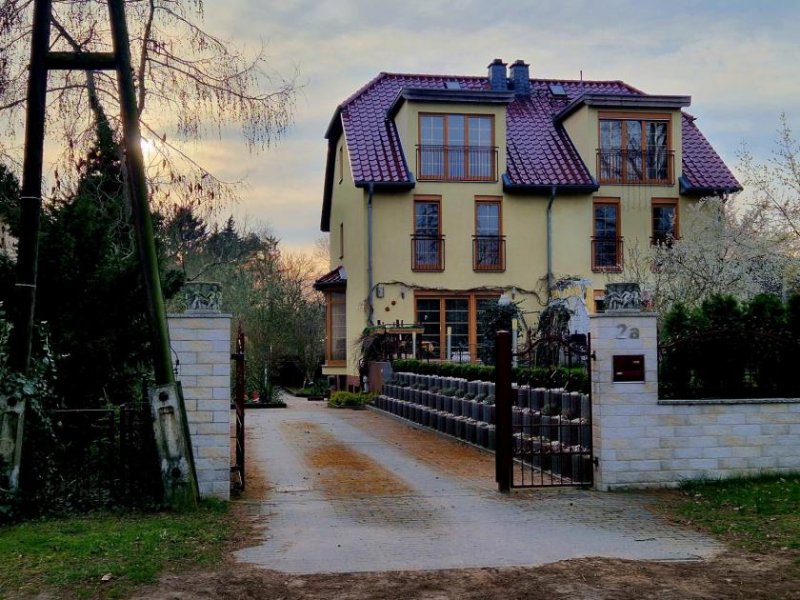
<box><xmin>367</xmin><ymin>183</ymin><xmax>375</xmax><ymax>327</ymax></box>
<box><xmin>546</xmin><ymin>186</ymin><xmax>556</xmax><ymax>301</ymax></box>
<box><xmin>678</xmin><ymin>176</ymin><xmax>742</xmax><ymax>196</ymax></box>
<box><xmin>502</xmin><ymin>173</ymin><xmax>599</xmax><ymax>195</ymax></box>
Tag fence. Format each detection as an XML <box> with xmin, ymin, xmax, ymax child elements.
<box><xmin>21</xmin><ymin>403</ymin><xmax>161</xmax><ymax>514</ymax></box>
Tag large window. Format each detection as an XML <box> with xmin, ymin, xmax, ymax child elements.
<box><xmin>598</xmin><ymin>114</ymin><xmax>672</xmax><ymax>184</ymax></box>
<box><xmin>326</xmin><ymin>291</ymin><xmax>346</xmax><ymax>365</ymax></box>
<box><xmin>473</xmin><ymin>197</ymin><xmax>504</xmax><ymax>271</ymax></box>
<box><xmin>651</xmin><ymin>198</ymin><xmax>679</xmax><ymax>245</ymax></box>
<box><xmin>592</xmin><ymin>198</ymin><xmax>622</xmax><ymax>272</ymax></box>
<box><xmin>412</xmin><ymin>196</ymin><xmax>444</xmax><ymax>271</ymax></box>
<box><xmin>416</xmin><ymin>293</ymin><xmax>499</xmax><ymax>362</ymax></box>
<box><xmin>418</xmin><ymin>114</ymin><xmax>496</xmax><ymax>181</ymax></box>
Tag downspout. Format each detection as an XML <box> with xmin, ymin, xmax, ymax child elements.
<box><xmin>367</xmin><ymin>183</ymin><xmax>375</xmax><ymax>326</ymax></box>
<box><xmin>546</xmin><ymin>185</ymin><xmax>557</xmax><ymax>301</ymax></box>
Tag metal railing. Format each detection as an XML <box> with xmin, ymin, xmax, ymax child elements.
<box><xmin>596</xmin><ymin>148</ymin><xmax>674</xmax><ymax>185</ymax></box>
<box><xmin>411</xmin><ymin>235</ymin><xmax>445</xmax><ymax>271</ymax></box>
<box><xmin>417</xmin><ymin>145</ymin><xmax>498</xmax><ymax>181</ymax></box>
<box><xmin>591</xmin><ymin>236</ymin><xmax>623</xmax><ymax>272</ymax></box>
<box><xmin>473</xmin><ymin>235</ymin><xmax>506</xmax><ymax>271</ymax></box>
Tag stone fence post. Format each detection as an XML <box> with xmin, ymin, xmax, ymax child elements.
<box><xmin>167</xmin><ymin>282</ymin><xmax>231</xmax><ymax>500</ymax></box>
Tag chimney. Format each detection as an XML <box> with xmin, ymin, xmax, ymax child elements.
<box><xmin>509</xmin><ymin>59</ymin><xmax>530</xmax><ymax>96</ymax></box>
<box><xmin>487</xmin><ymin>58</ymin><xmax>507</xmax><ymax>92</ymax></box>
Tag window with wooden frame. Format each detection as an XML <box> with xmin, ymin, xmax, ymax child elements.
<box><xmin>473</xmin><ymin>196</ymin><xmax>504</xmax><ymax>271</ymax></box>
<box><xmin>412</xmin><ymin>196</ymin><xmax>444</xmax><ymax>271</ymax></box>
<box><xmin>325</xmin><ymin>291</ymin><xmax>346</xmax><ymax>365</ymax></box>
<box><xmin>651</xmin><ymin>198</ymin><xmax>679</xmax><ymax>246</ymax></box>
<box><xmin>592</xmin><ymin>197</ymin><xmax>622</xmax><ymax>272</ymax></box>
<box><xmin>597</xmin><ymin>112</ymin><xmax>673</xmax><ymax>184</ymax></box>
<box><xmin>415</xmin><ymin>292</ymin><xmax>500</xmax><ymax>362</ymax></box>
<box><xmin>417</xmin><ymin>113</ymin><xmax>496</xmax><ymax>181</ymax></box>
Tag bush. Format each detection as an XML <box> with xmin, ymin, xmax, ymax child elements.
<box><xmin>328</xmin><ymin>391</ymin><xmax>374</xmax><ymax>409</ymax></box>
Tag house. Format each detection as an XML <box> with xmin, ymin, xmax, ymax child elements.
<box><xmin>314</xmin><ymin>59</ymin><xmax>740</xmax><ymax>390</ymax></box>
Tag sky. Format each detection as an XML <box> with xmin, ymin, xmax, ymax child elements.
<box><xmin>198</xmin><ymin>0</ymin><xmax>800</xmax><ymax>254</ymax></box>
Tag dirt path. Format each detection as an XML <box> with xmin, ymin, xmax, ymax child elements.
<box><xmin>132</xmin><ymin>396</ymin><xmax>799</xmax><ymax>599</ymax></box>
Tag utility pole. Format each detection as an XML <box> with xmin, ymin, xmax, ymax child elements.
<box><xmin>5</xmin><ymin>0</ymin><xmax>199</xmax><ymax>508</ymax></box>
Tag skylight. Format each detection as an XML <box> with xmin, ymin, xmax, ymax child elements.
<box><xmin>549</xmin><ymin>84</ymin><xmax>567</xmax><ymax>97</ymax></box>
<box><xmin>444</xmin><ymin>81</ymin><xmax>461</xmax><ymax>90</ymax></box>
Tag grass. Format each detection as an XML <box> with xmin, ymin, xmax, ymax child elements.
<box><xmin>0</xmin><ymin>499</ymin><xmax>233</xmax><ymax>599</ymax></box>
<box><xmin>672</xmin><ymin>473</ymin><xmax>800</xmax><ymax>554</ymax></box>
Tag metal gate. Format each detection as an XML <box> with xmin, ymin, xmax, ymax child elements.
<box><xmin>230</xmin><ymin>323</ymin><xmax>246</xmax><ymax>492</ymax></box>
<box><xmin>496</xmin><ymin>331</ymin><xmax>594</xmax><ymax>490</ymax></box>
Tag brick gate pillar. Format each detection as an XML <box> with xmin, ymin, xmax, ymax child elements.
<box><xmin>167</xmin><ymin>304</ymin><xmax>232</xmax><ymax>500</ymax></box>
<box><xmin>589</xmin><ymin>309</ymin><xmax>658</xmax><ymax>491</ymax></box>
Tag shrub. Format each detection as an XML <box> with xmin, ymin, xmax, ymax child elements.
<box><xmin>328</xmin><ymin>391</ymin><xmax>374</xmax><ymax>409</ymax></box>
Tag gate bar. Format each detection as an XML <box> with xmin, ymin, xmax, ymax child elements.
<box><xmin>495</xmin><ymin>330</ymin><xmax>512</xmax><ymax>493</ymax></box>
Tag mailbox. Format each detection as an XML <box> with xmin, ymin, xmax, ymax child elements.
<box><xmin>613</xmin><ymin>354</ymin><xmax>645</xmax><ymax>382</ymax></box>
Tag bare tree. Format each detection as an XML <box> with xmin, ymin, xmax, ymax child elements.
<box><xmin>0</xmin><ymin>0</ymin><xmax>296</xmax><ymax>211</ymax></box>
<box><xmin>739</xmin><ymin>113</ymin><xmax>800</xmax><ymax>254</ymax></box>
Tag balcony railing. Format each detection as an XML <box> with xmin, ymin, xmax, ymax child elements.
<box><xmin>473</xmin><ymin>235</ymin><xmax>506</xmax><ymax>271</ymax></box>
<box><xmin>411</xmin><ymin>235</ymin><xmax>445</xmax><ymax>271</ymax></box>
<box><xmin>417</xmin><ymin>145</ymin><xmax>498</xmax><ymax>182</ymax></box>
<box><xmin>596</xmin><ymin>148</ymin><xmax>674</xmax><ymax>185</ymax></box>
<box><xmin>591</xmin><ymin>236</ymin><xmax>623</xmax><ymax>272</ymax></box>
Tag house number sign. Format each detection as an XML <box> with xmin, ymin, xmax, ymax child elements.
<box><xmin>616</xmin><ymin>324</ymin><xmax>640</xmax><ymax>339</ymax></box>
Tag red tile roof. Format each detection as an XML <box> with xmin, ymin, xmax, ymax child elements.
<box><xmin>313</xmin><ymin>265</ymin><xmax>347</xmax><ymax>290</ymax></box>
<box><xmin>321</xmin><ymin>71</ymin><xmax>740</xmax><ymax>229</ymax></box>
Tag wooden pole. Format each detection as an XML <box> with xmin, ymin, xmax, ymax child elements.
<box><xmin>495</xmin><ymin>330</ymin><xmax>512</xmax><ymax>492</ymax></box>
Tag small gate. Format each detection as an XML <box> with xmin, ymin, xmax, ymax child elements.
<box><xmin>230</xmin><ymin>323</ymin><xmax>246</xmax><ymax>491</ymax></box>
<box><xmin>496</xmin><ymin>331</ymin><xmax>594</xmax><ymax>490</ymax></box>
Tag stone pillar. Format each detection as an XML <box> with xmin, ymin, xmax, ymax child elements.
<box><xmin>167</xmin><ymin>308</ymin><xmax>232</xmax><ymax>500</ymax></box>
<box><xmin>590</xmin><ymin>310</ymin><xmax>658</xmax><ymax>491</ymax></box>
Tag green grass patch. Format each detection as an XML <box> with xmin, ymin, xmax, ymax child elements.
<box><xmin>674</xmin><ymin>473</ymin><xmax>800</xmax><ymax>554</ymax></box>
<box><xmin>328</xmin><ymin>391</ymin><xmax>374</xmax><ymax>409</ymax></box>
<box><xmin>0</xmin><ymin>499</ymin><xmax>232</xmax><ymax>599</ymax></box>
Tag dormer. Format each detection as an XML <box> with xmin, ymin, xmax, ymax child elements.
<box><xmin>556</xmin><ymin>93</ymin><xmax>691</xmax><ymax>187</ymax></box>
<box><xmin>387</xmin><ymin>85</ymin><xmax>514</xmax><ymax>184</ymax></box>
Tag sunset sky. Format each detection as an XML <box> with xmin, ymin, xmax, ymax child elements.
<box><xmin>198</xmin><ymin>0</ymin><xmax>800</xmax><ymax>254</ymax></box>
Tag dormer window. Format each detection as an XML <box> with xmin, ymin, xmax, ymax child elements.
<box><xmin>597</xmin><ymin>113</ymin><xmax>673</xmax><ymax>185</ymax></box>
<box><xmin>417</xmin><ymin>114</ymin><xmax>497</xmax><ymax>181</ymax></box>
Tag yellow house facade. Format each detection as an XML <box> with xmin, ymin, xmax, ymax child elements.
<box><xmin>315</xmin><ymin>59</ymin><xmax>740</xmax><ymax>389</ymax></box>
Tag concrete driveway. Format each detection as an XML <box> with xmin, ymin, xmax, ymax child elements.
<box><xmin>235</xmin><ymin>394</ymin><xmax>721</xmax><ymax>574</ymax></box>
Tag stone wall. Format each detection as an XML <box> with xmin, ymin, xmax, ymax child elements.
<box><xmin>591</xmin><ymin>311</ymin><xmax>800</xmax><ymax>490</ymax></box>
<box><xmin>167</xmin><ymin>313</ymin><xmax>231</xmax><ymax>500</ymax></box>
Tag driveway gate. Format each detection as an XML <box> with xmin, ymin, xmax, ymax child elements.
<box><xmin>496</xmin><ymin>331</ymin><xmax>594</xmax><ymax>490</ymax></box>
<box><xmin>230</xmin><ymin>323</ymin><xmax>246</xmax><ymax>492</ymax></box>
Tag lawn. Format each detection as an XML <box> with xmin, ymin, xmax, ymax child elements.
<box><xmin>671</xmin><ymin>473</ymin><xmax>800</xmax><ymax>554</ymax></box>
<box><xmin>0</xmin><ymin>499</ymin><xmax>233</xmax><ymax>599</ymax></box>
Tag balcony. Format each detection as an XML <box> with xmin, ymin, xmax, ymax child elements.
<box><xmin>473</xmin><ymin>235</ymin><xmax>506</xmax><ymax>271</ymax></box>
<box><xmin>596</xmin><ymin>148</ymin><xmax>674</xmax><ymax>185</ymax></box>
<box><xmin>591</xmin><ymin>236</ymin><xmax>623</xmax><ymax>272</ymax></box>
<box><xmin>412</xmin><ymin>235</ymin><xmax>445</xmax><ymax>271</ymax></box>
<box><xmin>417</xmin><ymin>145</ymin><xmax>498</xmax><ymax>182</ymax></box>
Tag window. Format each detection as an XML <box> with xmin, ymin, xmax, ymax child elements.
<box><xmin>326</xmin><ymin>291</ymin><xmax>346</xmax><ymax>365</ymax></box>
<box><xmin>651</xmin><ymin>198</ymin><xmax>679</xmax><ymax>245</ymax></box>
<box><xmin>416</xmin><ymin>293</ymin><xmax>500</xmax><ymax>362</ymax></box>
<box><xmin>338</xmin><ymin>145</ymin><xmax>343</xmax><ymax>183</ymax></box>
<box><xmin>598</xmin><ymin>113</ymin><xmax>673</xmax><ymax>184</ymax></box>
<box><xmin>474</xmin><ymin>197</ymin><xmax>504</xmax><ymax>271</ymax></box>
<box><xmin>338</xmin><ymin>222</ymin><xmax>344</xmax><ymax>259</ymax></box>
<box><xmin>592</xmin><ymin>198</ymin><xmax>622</xmax><ymax>272</ymax></box>
<box><xmin>418</xmin><ymin>114</ymin><xmax>496</xmax><ymax>181</ymax></box>
<box><xmin>412</xmin><ymin>196</ymin><xmax>444</xmax><ymax>271</ymax></box>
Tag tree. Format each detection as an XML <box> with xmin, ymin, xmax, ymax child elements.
<box><xmin>0</xmin><ymin>0</ymin><xmax>296</xmax><ymax>210</ymax></box>
<box><xmin>739</xmin><ymin>114</ymin><xmax>800</xmax><ymax>256</ymax></box>
<box><xmin>619</xmin><ymin>197</ymin><xmax>794</xmax><ymax>312</ymax></box>
<box><xmin>22</xmin><ymin>110</ymin><xmax>182</xmax><ymax>406</ymax></box>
